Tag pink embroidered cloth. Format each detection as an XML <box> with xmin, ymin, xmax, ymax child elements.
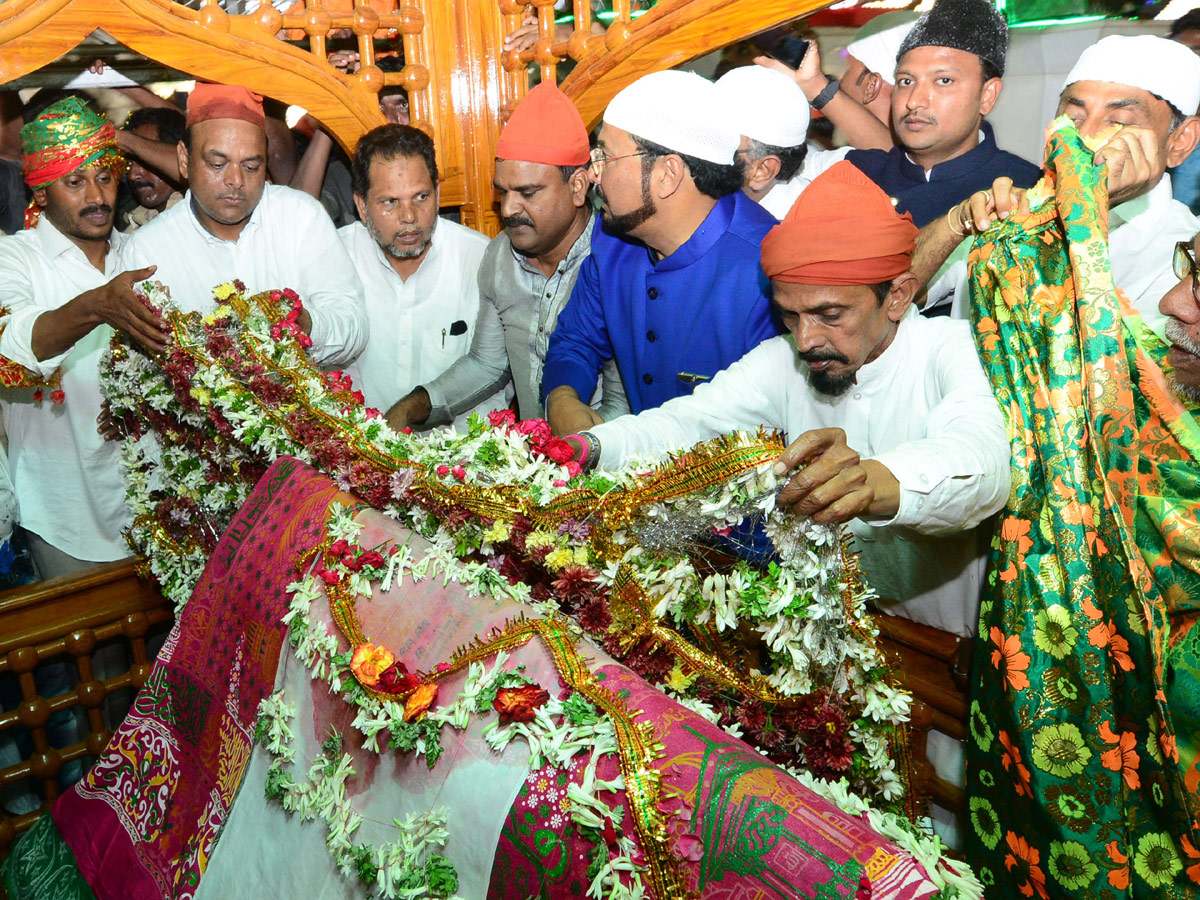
<box><xmin>45</xmin><ymin>460</ymin><xmax>941</xmax><ymax>899</ymax></box>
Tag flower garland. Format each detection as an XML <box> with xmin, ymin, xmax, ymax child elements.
<box><xmin>99</xmin><ymin>282</ymin><xmax>978</xmax><ymax>897</ymax></box>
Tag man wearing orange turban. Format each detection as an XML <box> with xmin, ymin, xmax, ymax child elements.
<box><xmin>385</xmin><ymin>82</ymin><xmax>630</xmax><ymax>429</ymax></box>
<box><xmin>571</xmin><ymin>162</ymin><xmax>1010</xmax><ymax>639</ymax></box>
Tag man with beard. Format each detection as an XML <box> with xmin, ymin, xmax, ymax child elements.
<box><xmin>0</xmin><ymin>97</ymin><xmax>167</xmax><ymax>574</ymax></box>
<box><xmin>541</xmin><ymin>70</ymin><xmax>779</xmax><ymax>436</ymax></box>
<box><xmin>119</xmin><ymin>106</ymin><xmax>185</xmax><ymax>231</ymax></box>
<box><xmin>384</xmin><ymin>83</ymin><xmax>628</xmax><ymax>430</ymax></box>
<box><xmin>1162</xmin><ymin>231</ymin><xmax>1200</xmax><ymax>404</ymax></box>
<box><xmin>119</xmin><ymin>83</ymin><xmax>366</xmax><ymax>366</ymax></box>
<box><xmin>568</xmin><ymin>162</ymin><xmax>1009</xmax><ymax>636</ymax></box>
<box><xmin>340</xmin><ymin>124</ymin><xmax>504</xmax><ymax>423</ymax></box>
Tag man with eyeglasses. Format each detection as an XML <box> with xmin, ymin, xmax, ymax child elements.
<box><xmin>1162</xmin><ymin>234</ymin><xmax>1200</xmax><ymax>403</ymax></box>
<box><xmin>541</xmin><ymin>70</ymin><xmax>779</xmax><ymax>436</ymax></box>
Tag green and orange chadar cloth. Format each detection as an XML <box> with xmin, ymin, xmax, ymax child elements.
<box><xmin>0</xmin><ymin>97</ymin><xmax>125</xmax><ymax>393</ymax></box>
<box><xmin>964</xmin><ymin>117</ymin><xmax>1200</xmax><ymax>899</ymax></box>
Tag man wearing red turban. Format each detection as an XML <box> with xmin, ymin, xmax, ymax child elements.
<box><xmin>119</xmin><ymin>82</ymin><xmax>367</xmax><ymax>367</ymax></box>
<box><xmin>385</xmin><ymin>82</ymin><xmax>629</xmax><ymax>429</ymax></box>
<box><xmin>571</xmin><ymin>162</ymin><xmax>1010</xmax><ymax>640</ymax></box>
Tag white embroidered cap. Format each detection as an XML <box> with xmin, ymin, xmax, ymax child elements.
<box><xmin>1064</xmin><ymin>34</ymin><xmax>1200</xmax><ymax>119</ymax></box>
<box><xmin>844</xmin><ymin>11</ymin><xmax>920</xmax><ymax>85</ymax></box>
<box><xmin>603</xmin><ymin>69</ymin><xmax>741</xmax><ymax>165</ymax></box>
<box><xmin>714</xmin><ymin>66</ymin><xmax>810</xmax><ymax>148</ymax></box>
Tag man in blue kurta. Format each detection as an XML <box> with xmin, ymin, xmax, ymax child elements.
<box><xmin>542</xmin><ymin>70</ymin><xmax>779</xmax><ymax>435</ymax></box>
<box><xmin>844</xmin><ymin>0</ymin><xmax>1041</xmax><ymax>228</ymax></box>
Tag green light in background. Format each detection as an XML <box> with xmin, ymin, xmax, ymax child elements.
<box><xmin>1009</xmin><ymin>13</ymin><xmax>1107</xmax><ymax>27</ymax></box>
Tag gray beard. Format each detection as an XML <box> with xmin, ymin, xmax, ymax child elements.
<box><xmin>1164</xmin><ymin>317</ymin><xmax>1200</xmax><ymax>404</ymax></box>
<box><xmin>367</xmin><ymin>217</ymin><xmax>430</xmax><ymax>260</ymax></box>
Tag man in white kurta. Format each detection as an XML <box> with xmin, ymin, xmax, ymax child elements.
<box><xmin>0</xmin><ymin>98</ymin><xmax>163</xmax><ymax>574</ymax></box>
<box><xmin>574</xmin><ymin>162</ymin><xmax>1010</xmax><ymax>638</ymax></box>
<box><xmin>119</xmin><ymin>84</ymin><xmax>367</xmax><ymax>367</ymax></box>
<box><xmin>339</xmin><ymin>124</ymin><xmax>505</xmax><ymax>425</ymax></box>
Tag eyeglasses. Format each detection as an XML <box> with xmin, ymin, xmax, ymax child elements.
<box><xmin>588</xmin><ymin>147</ymin><xmax>651</xmax><ymax>173</ymax></box>
<box><xmin>1173</xmin><ymin>239</ymin><xmax>1200</xmax><ymax>303</ymax></box>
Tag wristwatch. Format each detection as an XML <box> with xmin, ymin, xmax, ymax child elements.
<box><xmin>811</xmin><ymin>77</ymin><xmax>840</xmax><ymax>112</ymax></box>
<box><xmin>577</xmin><ymin>430</ymin><xmax>601</xmax><ymax>472</ymax></box>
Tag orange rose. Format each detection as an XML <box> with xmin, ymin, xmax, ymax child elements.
<box><xmin>493</xmin><ymin>684</ymin><xmax>550</xmax><ymax>723</ymax></box>
<box><xmin>403</xmin><ymin>682</ymin><xmax>438</xmax><ymax>722</ymax></box>
<box><xmin>350</xmin><ymin>642</ymin><xmax>395</xmax><ymax>687</ymax></box>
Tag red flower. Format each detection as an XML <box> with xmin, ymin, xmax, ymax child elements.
<box><xmin>401</xmin><ymin>426</ymin><xmax>413</xmax><ymax>435</ymax></box>
<box><xmin>50</xmin><ymin>389</ymin><xmax>65</xmax><ymax>405</ymax></box>
<box><xmin>376</xmin><ymin>661</ymin><xmax>421</xmax><ymax>694</ymax></box>
<box><xmin>330</xmin><ymin>539</ymin><xmax>350</xmax><ymax>556</ymax></box>
<box><xmin>487</xmin><ymin>408</ymin><xmax>516</xmax><ymax>429</ymax></box>
<box><xmin>319</xmin><ymin>568</ymin><xmax>341</xmax><ymax>585</ymax></box>
<box><xmin>436</xmin><ymin>464</ymin><xmax>450</xmax><ymax>476</ymax></box>
<box><xmin>515</xmin><ymin>418</ymin><xmax>551</xmax><ymax>444</ymax></box>
<box><xmin>990</xmin><ymin>626</ymin><xmax>1031</xmax><ymax>691</ymax></box>
<box><xmin>365</xmin><ymin>408</ymin><xmax>380</xmax><ymax>419</ymax></box>
<box><xmin>270</xmin><ymin>290</ymin><xmax>283</xmax><ymax>301</ymax></box>
<box><xmin>32</xmin><ymin>389</ymin><xmax>43</xmax><ymax>403</ymax></box>
<box><xmin>350</xmin><ymin>390</ymin><xmax>365</xmax><ymax>405</ymax></box>
<box><xmin>563</xmin><ymin>460</ymin><xmax>582</xmax><ymax>479</ymax></box>
<box><xmin>451</xmin><ymin>465</ymin><xmax>466</xmax><ymax>481</ymax></box>
<box><xmin>297</xmin><ymin>333</ymin><xmax>313</xmax><ymax>349</ymax></box>
<box><xmin>282</xmin><ymin>287</ymin><xmax>299</xmax><ymax>302</ymax></box>
<box><xmin>494</xmin><ymin>683</ymin><xmax>550</xmax><ymax>723</ymax></box>
<box><xmin>359</xmin><ymin>550</ymin><xmax>386</xmax><ymax>569</ymax></box>
<box><xmin>540</xmin><ymin>436</ymin><xmax>574</xmax><ymax>464</ymax></box>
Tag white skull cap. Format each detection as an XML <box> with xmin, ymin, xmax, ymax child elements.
<box><xmin>714</xmin><ymin>66</ymin><xmax>810</xmax><ymax>148</ymax></box>
<box><xmin>604</xmin><ymin>69</ymin><xmax>741</xmax><ymax>165</ymax></box>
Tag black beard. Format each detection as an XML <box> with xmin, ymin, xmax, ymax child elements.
<box><xmin>601</xmin><ymin>194</ymin><xmax>655</xmax><ymax>238</ymax></box>
<box><xmin>808</xmin><ymin>369</ymin><xmax>857</xmax><ymax>396</ymax></box>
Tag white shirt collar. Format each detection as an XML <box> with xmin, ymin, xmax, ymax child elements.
<box><xmin>846</xmin><ymin>306</ymin><xmax>917</xmax><ymax>390</ymax></box>
<box><xmin>1110</xmin><ymin>174</ymin><xmax>1172</xmax><ymax>230</ymax></box>
<box><xmin>182</xmin><ymin>189</ymin><xmax>266</xmax><ymax>245</ymax></box>
<box><xmin>34</xmin><ymin>214</ymin><xmax>123</xmax><ymax>264</ymax></box>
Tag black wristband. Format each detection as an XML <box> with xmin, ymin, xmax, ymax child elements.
<box><xmin>811</xmin><ymin>77</ymin><xmax>840</xmax><ymax>111</ymax></box>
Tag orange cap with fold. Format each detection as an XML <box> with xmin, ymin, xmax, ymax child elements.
<box><xmin>760</xmin><ymin>161</ymin><xmax>918</xmax><ymax>286</ymax></box>
<box><xmin>496</xmin><ymin>82</ymin><xmax>590</xmax><ymax>168</ymax></box>
<box><xmin>186</xmin><ymin>83</ymin><xmax>266</xmax><ymax>131</ymax></box>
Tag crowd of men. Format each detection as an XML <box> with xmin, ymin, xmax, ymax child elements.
<box><xmin>0</xmin><ymin>0</ymin><xmax>1199</xmax><ymax>886</ymax></box>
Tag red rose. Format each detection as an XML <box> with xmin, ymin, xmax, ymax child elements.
<box><xmin>359</xmin><ymin>550</ymin><xmax>385</xmax><ymax>569</ymax></box>
<box><xmin>493</xmin><ymin>683</ymin><xmax>550</xmax><ymax>723</ymax></box>
<box><xmin>365</xmin><ymin>408</ymin><xmax>380</xmax><ymax>419</ymax></box>
<box><xmin>330</xmin><ymin>539</ymin><xmax>350</xmax><ymax>556</ymax></box>
<box><xmin>282</xmin><ymin>288</ymin><xmax>299</xmax><ymax>302</ymax></box>
<box><xmin>451</xmin><ymin>465</ymin><xmax>466</xmax><ymax>481</ymax></box>
<box><xmin>270</xmin><ymin>290</ymin><xmax>283</xmax><ymax>301</ymax></box>
<box><xmin>297</xmin><ymin>333</ymin><xmax>313</xmax><ymax>349</ymax></box>
<box><xmin>541</xmin><ymin>437</ymin><xmax>574</xmax><ymax>464</ymax></box>
<box><xmin>350</xmin><ymin>390</ymin><xmax>365</xmax><ymax>405</ymax></box>
<box><xmin>563</xmin><ymin>460</ymin><xmax>582</xmax><ymax>479</ymax></box>
<box><xmin>319</xmin><ymin>568</ymin><xmax>341</xmax><ymax>585</ymax></box>
<box><xmin>514</xmin><ymin>418</ymin><xmax>551</xmax><ymax>443</ymax></box>
<box><xmin>487</xmin><ymin>408</ymin><xmax>516</xmax><ymax>429</ymax></box>
<box><xmin>50</xmin><ymin>389</ymin><xmax>66</xmax><ymax>405</ymax></box>
<box><xmin>402</xmin><ymin>427</ymin><xmax>413</xmax><ymax>435</ymax></box>
<box><xmin>341</xmin><ymin>552</ymin><xmax>362</xmax><ymax>571</ymax></box>
<box><xmin>436</xmin><ymin>464</ymin><xmax>450</xmax><ymax>477</ymax></box>
<box><xmin>376</xmin><ymin>661</ymin><xmax>421</xmax><ymax>694</ymax></box>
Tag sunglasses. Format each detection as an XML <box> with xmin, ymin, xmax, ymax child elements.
<box><xmin>1173</xmin><ymin>240</ymin><xmax>1200</xmax><ymax>303</ymax></box>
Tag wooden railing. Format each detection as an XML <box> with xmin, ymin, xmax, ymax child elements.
<box><xmin>0</xmin><ymin>560</ymin><xmax>172</xmax><ymax>855</ymax></box>
<box><xmin>875</xmin><ymin>612</ymin><xmax>969</xmax><ymax>821</ymax></box>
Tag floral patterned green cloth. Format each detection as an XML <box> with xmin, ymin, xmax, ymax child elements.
<box><xmin>965</xmin><ymin>119</ymin><xmax>1200</xmax><ymax>898</ymax></box>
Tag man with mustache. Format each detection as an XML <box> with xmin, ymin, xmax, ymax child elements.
<box><xmin>340</xmin><ymin>124</ymin><xmax>505</xmax><ymax>425</ymax></box>
<box><xmin>119</xmin><ymin>83</ymin><xmax>367</xmax><ymax>366</ymax></box>
<box><xmin>925</xmin><ymin>34</ymin><xmax>1200</xmax><ymax>329</ymax></box>
<box><xmin>567</xmin><ymin>161</ymin><xmax>1009</xmax><ymax>636</ymax></box>
<box><xmin>384</xmin><ymin>83</ymin><xmax>627</xmax><ymax>431</ymax></box>
<box><xmin>0</xmin><ymin>98</ymin><xmax>167</xmax><ymax>574</ymax></box>
<box><xmin>541</xmin><ymin>70</ymin><xmax>779</xmax><ymax>436</ymax></box>
<box><xmin>119</xmin><ymin>106</ymin><xmax>185</xmax><ymax>232</ymax></box>
<box><xmin>1161</xmin><ymin>231</ymin><xmax>1200</xmax><ymax>404</ymax></box>
<box><xmin>840</xmin><ymin>0</ymin><xmax>1040</xmax><ymax>230</ymax></box>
